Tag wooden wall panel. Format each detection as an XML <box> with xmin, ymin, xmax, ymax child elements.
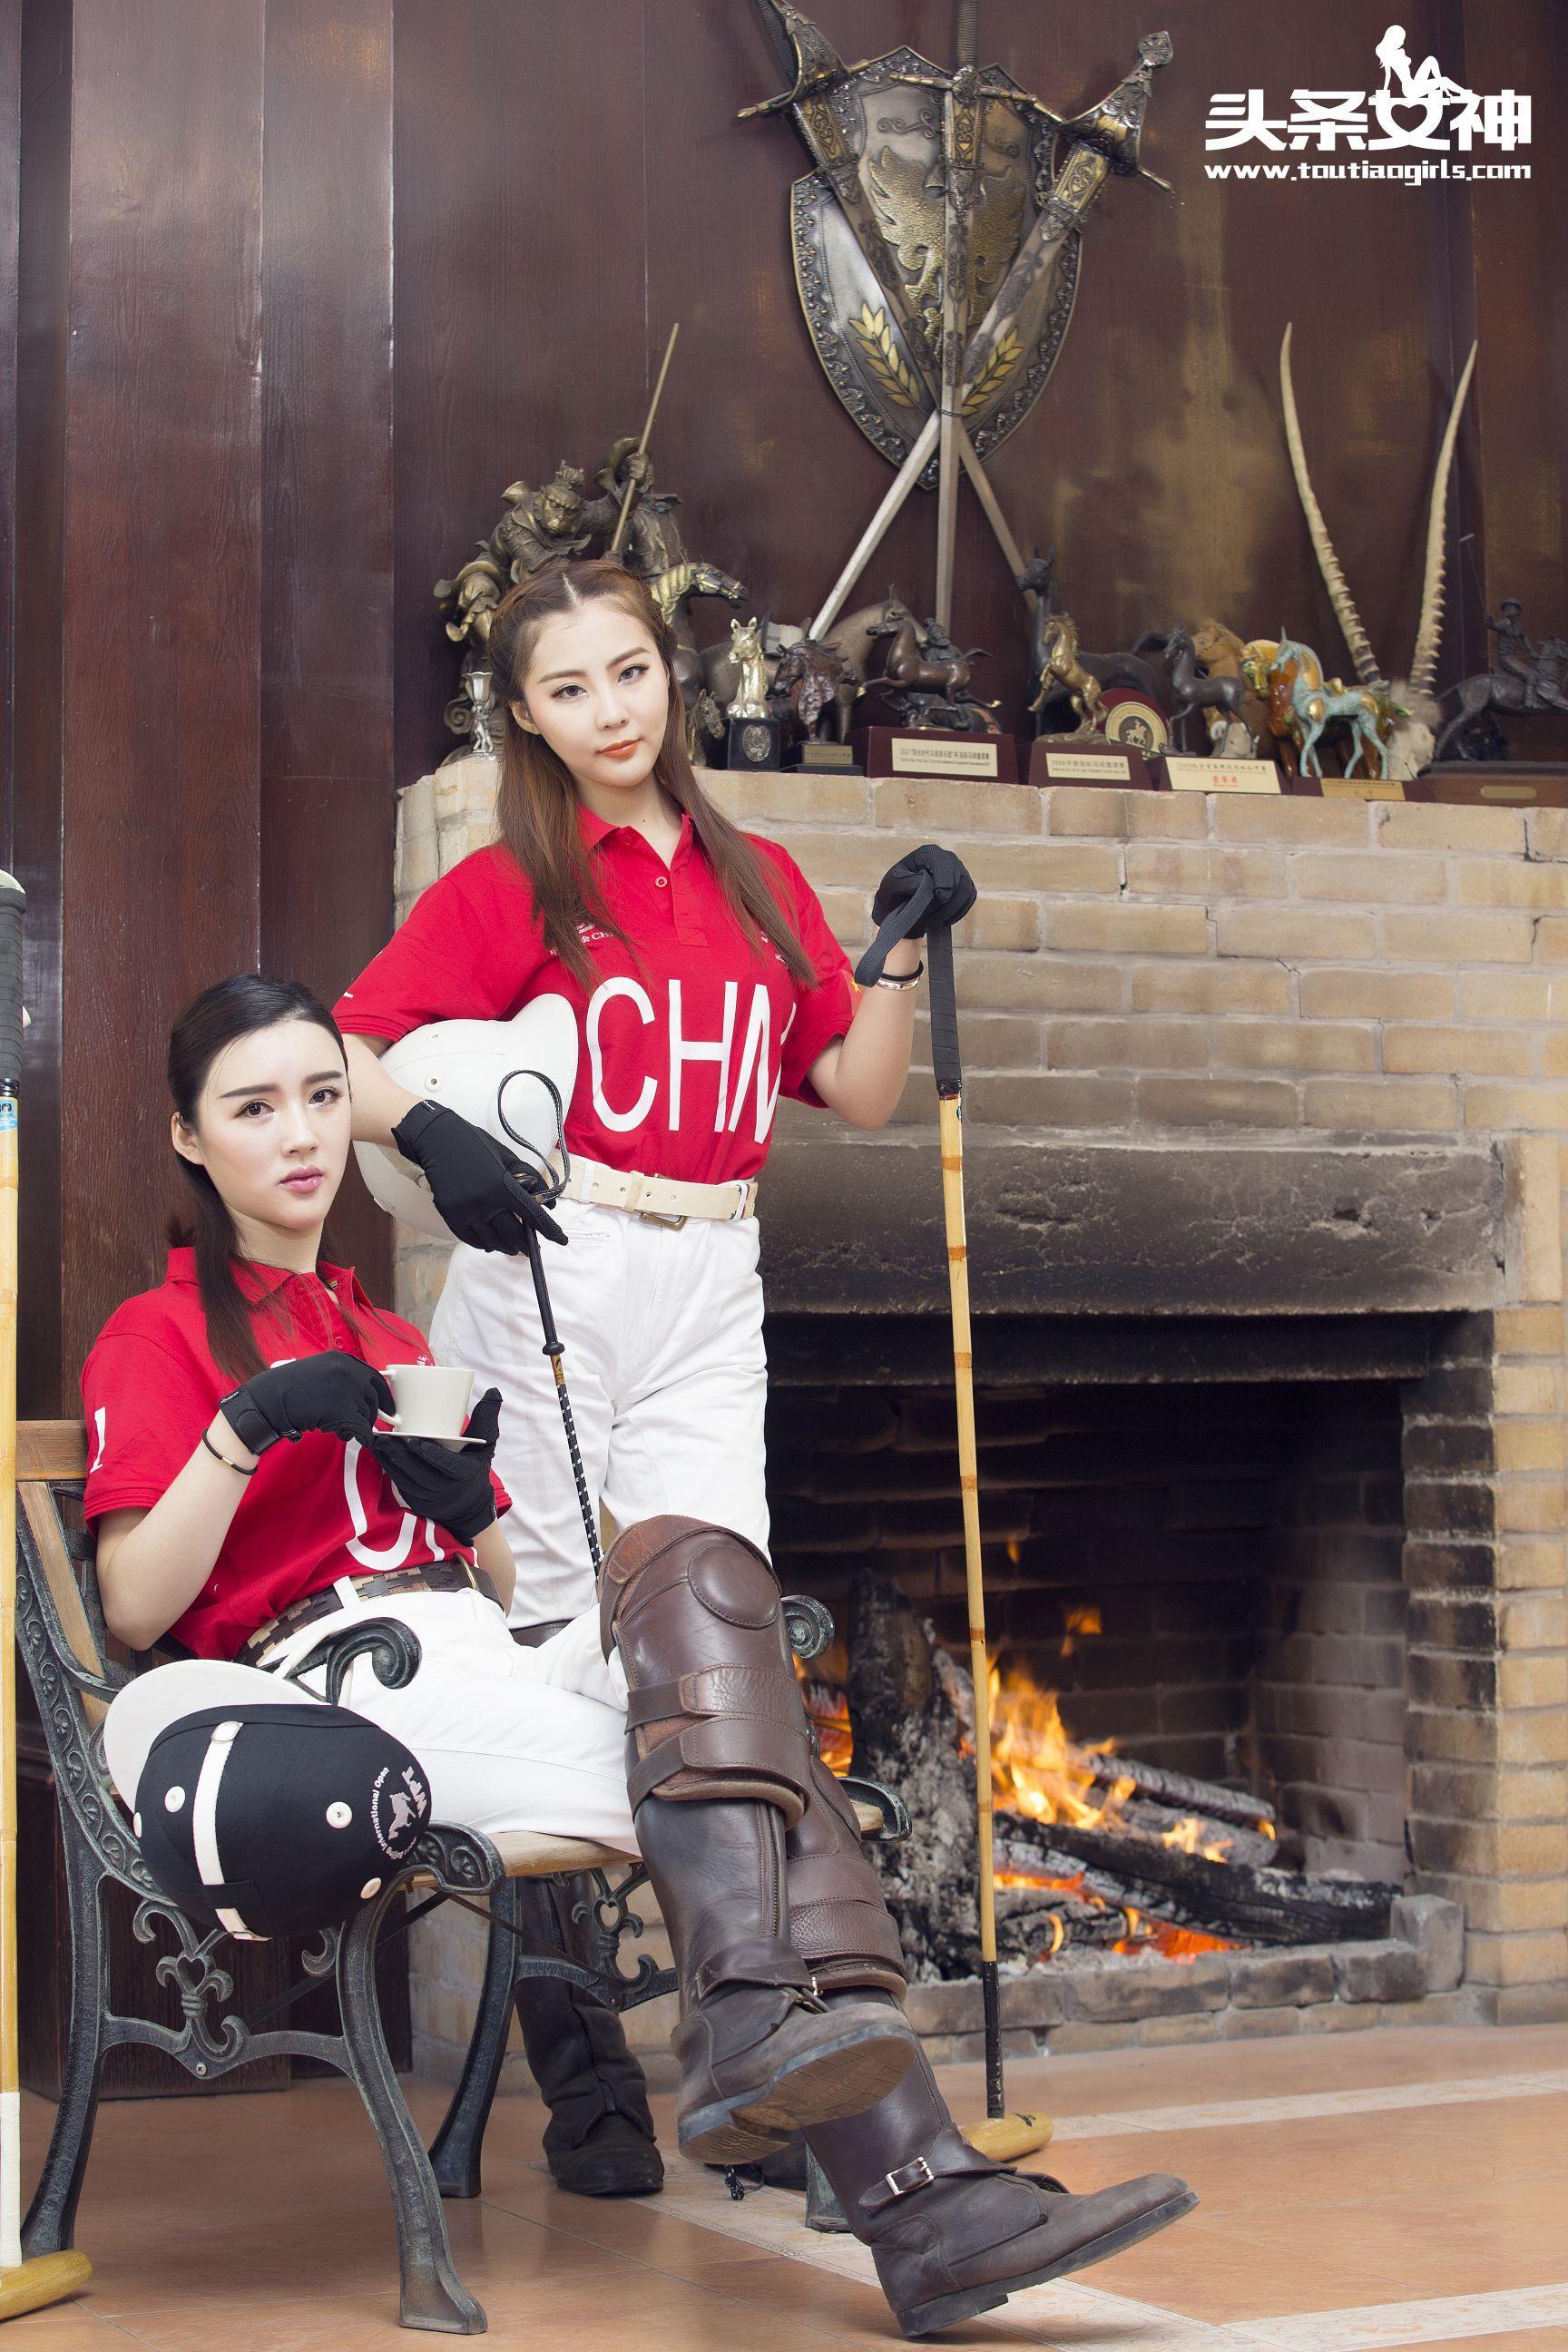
<box><xmin>1457</xmin><ymin>0</ymin><xmax>1567</xmax><ymax>760</ymax></box>
<box><xmin>0</xmin><ymin>0</ymin><xmax>19</xmax><ymax>877</ymax></box>
<box><xmin>13</xmin><ymin>0</ymin><xmax>71</xmax><ymax>1416</ymax></box>
<box><xmin>391</xmin><ymin>0</ymin><xmax>651</xmax><ymax>786</ymax></box>
<box><xmin>391</xmin><ymin>0</ymin><xmax>1524</xmax><ymax>765</ymax></box>
<box><xmin>260</xmin><ymin>0</ymin><xmax>395</xmax><ymax>1295</ymax></box>
<box><xmin>54</xmin><ymin>0</ymin><xmax>266</xmax><ymax>1396</ymax></box>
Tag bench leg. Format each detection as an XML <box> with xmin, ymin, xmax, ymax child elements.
<box><xmin>23</xmin><ymin>1845</ymin><xmax>106</xmax><ymax>2259</ymax></box>
<box><xmin>429</xmin><ymin>1882</ymin><xmax>521</xmax><ymax>2200</ymax></box>
<box><xmin>338</xmin><ymin>1903</ymin><xmax>485</xmax><ymax>2334</ymax></box>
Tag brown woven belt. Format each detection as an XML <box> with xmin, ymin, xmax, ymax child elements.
<box><xmin>237</xmin><ymin>1560</ymin><xmax>500</xmax><ymax>1670</ymax></box>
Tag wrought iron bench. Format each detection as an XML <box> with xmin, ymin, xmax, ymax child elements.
<box><xmin>15</xmin><ymin>1420</ymin><xmax>900</xmax><ymax>2334</ymax></box>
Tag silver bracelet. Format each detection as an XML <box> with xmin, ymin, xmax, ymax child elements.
<box><xmin>874</xmin><ymin>960</ymin><xmax>924</xmax><ymax>992</ymax></box>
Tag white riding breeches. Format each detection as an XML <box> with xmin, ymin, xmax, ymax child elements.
<box><xmin>428</xmin><ymin>1196</ymin><xmax>770</xmax><ymax>1627</ymax></box>
<box><xmin>268</xmin><ymin>1587</ymin><xmax>638</xmax><ymax>1853</ymax></box>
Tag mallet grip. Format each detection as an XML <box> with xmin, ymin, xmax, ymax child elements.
<box><xmin>0</xmin><ymin>875</ymin><xmax>23</xmax><ymax>1097</ymax></box>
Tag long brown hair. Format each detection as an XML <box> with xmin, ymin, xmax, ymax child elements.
<box><xmin>485</xmin><ymin>560</ymin><xmax>816</xmax><ymax>993</ymax></box>
<box><xmin>167</xmin><ymin>975</ymin><xmax>397</xmax><ymax>1382</ymax></box>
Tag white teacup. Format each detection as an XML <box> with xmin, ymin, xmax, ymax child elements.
<box><xmin>384</xmin><ymin>1364</ymin><xmax>475</xmax><ymax>1444</ymax></box>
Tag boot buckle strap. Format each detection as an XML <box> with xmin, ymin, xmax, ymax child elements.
<box><xmin>863</xmin><ymin>2155</ymin><xmax>935</xmax><ymax>2215</ymax></box>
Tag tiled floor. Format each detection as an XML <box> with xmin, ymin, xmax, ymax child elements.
<box><xmin>7</xmin><ymin>2022</ymin><xmax>1566</xmax><ymax>2348</ymax></box>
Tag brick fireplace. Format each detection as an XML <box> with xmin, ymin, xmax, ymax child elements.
<box><xmin>393</xmin><ymin>760</ymin><xmax>1568</xmax><ymax>2081</ymax></box>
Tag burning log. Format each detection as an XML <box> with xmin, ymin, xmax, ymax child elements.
<box><xmin>1084</xmin><ymin>1756</ymin><xmax>1276</xmax><ymax>1836</ymax></box>
<box><xmin>1116</xmin><ymin>1798</ymin><xmax>1278</xmax><ymax>1871</ymax></box>
<box><xmin>843</xmin><ymin>1567</ymin><xmax>1394</xmax><ymax>1974</ymax></box>
<box><xmin>1022</xmin><ymin>1821</ymin><xmax>1396</xmax><ymax>1946</ymax></box>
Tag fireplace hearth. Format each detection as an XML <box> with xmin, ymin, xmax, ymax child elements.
<box><xmin>398</xmin><ymin>769</ymin><xmax>1568</xmax><ymax>2090</ymax></box>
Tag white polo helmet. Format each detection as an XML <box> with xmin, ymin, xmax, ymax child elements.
<box><xmin>353</xmin><ymin>995</ymin><xmax>579</xmax><ymax>1243</ymax></box>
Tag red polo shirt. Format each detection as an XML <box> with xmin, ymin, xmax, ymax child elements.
<box><xmin>83</xmin><ymin>1250</ymin><xmax>510</xmax><ymax>1662</ymax></box>
<box><xmin>334</xmin><ymin>813</ymin><xmax>857</xmax><ymax>1185</ymax></box>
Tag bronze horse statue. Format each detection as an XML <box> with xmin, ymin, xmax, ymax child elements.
<box><xmin>1019</xmin><ymin>552</ymin><xmax>1162</xmax><ymax>736</ymax></box>
<box><xmin>1162</xmin><ymin>625</ymin><xmax>1250</xmax><ymax>752</ymax></box>
<box><xmin>866</xmin><ymin>599</ymin><xmax>999</xmax><ymax>732</ymax></box>
<box><xmin>771</xmin><ymin>633</ymin><xmax>856</xmax><ymax>743</ymax></box>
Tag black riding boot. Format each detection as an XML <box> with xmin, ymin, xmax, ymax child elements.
<box><xmin>512</xmin><ymin>1875</ymin><xmax>663</xmax><ymax>2198</ymax></box>
<box><xmin>508</xmin><ymin>1618</ymin><xmax>661</xmax><ymax>2196</ymax></box>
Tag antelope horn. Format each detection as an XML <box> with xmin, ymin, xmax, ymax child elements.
<box><xmin>1408</xmin><ymin>340</ymin><xmax>1478</xmax><ymax>699</ymax></box>
<box><xmin>1279</xmin><ymin>322</ymin><xmax>1383</xmax><ymax>686</ymax></box>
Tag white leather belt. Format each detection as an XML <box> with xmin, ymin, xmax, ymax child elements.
<box><xmin>551</xmin><ymin>1155</ymin><xmax>759</xmax><ymax>1229</ymax></box>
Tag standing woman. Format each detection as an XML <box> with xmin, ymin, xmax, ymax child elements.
<box><xmin>335</xmin><ymin>557</ymin><xmax>974</xmax><ymax>2193</ymax></box>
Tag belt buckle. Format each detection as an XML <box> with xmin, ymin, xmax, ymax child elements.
<box><xmin>636</xmin><ymin>1207</ymin><xmax>687</xmax><ymax>1230</ymax></box>
<box><xmin>884</xmin><ymin>2156</ymin><xmax>935</xmax><ymax>2200</ymax></box>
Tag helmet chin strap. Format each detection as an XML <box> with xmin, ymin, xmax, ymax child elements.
<box><xmin>497</xmin><ymin>1070</ymin><xmax>601</xmax><ymax>1576</ymax></box>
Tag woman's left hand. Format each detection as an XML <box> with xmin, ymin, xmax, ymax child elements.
<box><xmin>370</xmin><ymin>1387</ymin><xmax>503</xmax><ymax>1544</ymax></box>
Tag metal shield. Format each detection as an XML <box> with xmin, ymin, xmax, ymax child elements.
<box><xmin>788</xmin><ymin>48</ymin><xmax>1080</xmax><ymax>481</ymax></box>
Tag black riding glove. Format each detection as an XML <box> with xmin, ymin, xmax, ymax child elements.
<box><xmin>220</xmin><ymin>1350</ymin><xmax>395</xmax><ymax>1458</ymax></box>
<box><xmin>392</xmin><ymin>1100</ymin><xmax>565</xmax><ymax>1253</ymax></box>
<box><xmin>858</xmin><ymin>843</ymin><xmax>978</xmax><ymax>984</ymax></box>
<box><xmin>370</xmin><ymin>1387</ymin><xmax>503</xmax><ymax>1546</ymax></box>
<box><xmin>871</xmin><ymin>843</ymin><xmax>978</xmax><ymax>937</ymax></box>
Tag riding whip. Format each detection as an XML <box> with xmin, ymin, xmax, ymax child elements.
<box><xmin>496</xmin><ymin>1080</ymin><xmax>601</xmax><ymax>1575</ymax></box>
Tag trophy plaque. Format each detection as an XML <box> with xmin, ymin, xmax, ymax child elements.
<box><xmin>1154</xmin><ymin>755</ymin><xmax>1283</xmax><ymax>795</ymax></box>
<box><xmin>788</xmin><ymin>738</ymin><xmax>864</xmax><ymax>776</ymax></box>
<box><xmin>851</xmin><ymin>728</ymin><xmax>1018</xmax><ymax>783</ymax></box>
<box><xmin>1407</xmin><ymin>766</ymin><xmax>1568</xmax><ymax>808</ymax></box>
<box><xmin>1027</xmin><ymin>740</ymin><xmax>1153</xmax><ymax>791</ymax></box>
<box><xmin>1288</xmin><ymin>769</ymin><xmax>1406</xmax><ymax>802</ymax></box>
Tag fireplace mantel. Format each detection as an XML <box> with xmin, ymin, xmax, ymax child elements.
<box><xmin>760</xmin><ymin>1132</ymin><xmax>1505</xmax><ymax>1317</ymax></box>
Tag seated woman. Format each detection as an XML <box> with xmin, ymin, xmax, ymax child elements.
<box><xmin>83</xmin><ymin>971</ymin><xmax>1194</xmax><ymax>2338</ymax></box>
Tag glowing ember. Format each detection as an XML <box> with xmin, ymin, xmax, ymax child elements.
<box><xmin>994</xmin><ymin>1863</ymin><xmax>1236</xmax><ymax>1963</ymax></box>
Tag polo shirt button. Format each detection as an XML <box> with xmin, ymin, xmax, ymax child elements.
<box><xmin>655</xmin><ymin>877</ymin><xmax>669</xmax><ymax>888</ymax></box>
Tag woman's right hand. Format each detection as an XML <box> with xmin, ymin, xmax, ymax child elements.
<box><xmin>391</xmin><ymin>1100</ymin><xmax>566</xmax><ymax>1253</ymax></box>
<box><xmin>220</xmin><ymin>1350</ymin><xmax>395</xmax><ymax>1455</ymax></box>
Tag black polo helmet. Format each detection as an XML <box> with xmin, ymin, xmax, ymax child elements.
<box><xmin>104</xmin><ymin>1661</ymin><xmax>430</xmax><ymax>1941</ymax></box>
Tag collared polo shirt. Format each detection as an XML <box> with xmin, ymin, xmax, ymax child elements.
<box><xmin>83</xmin><ymin>1250</ymin><xmax>509</xmax><ymax>1661</ymax></box>
<box><xmin>334</xmin><ymin>812</ymin><xmax>857</xmax><ymax>1186</ymax></box>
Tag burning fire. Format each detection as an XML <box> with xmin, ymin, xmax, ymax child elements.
<box><xmin>800</xmin><ymin>1677</ymin><xmax>853</xmax><ymax>1775</ymax></box>
<box><xmin>987</xmin><ymin>1661</ymin><xmax>1135</xmax><ymax>1832</ymax></box>
<box><xmin>798</xmin><ymin>1628</ymin><xmax>1255</xmax><ymax>1967</ymax></box>
<box><xmin>1161</xmin><ymin>1816</ymin><xmax>1233</xmax><ymax>1864</ymax></box>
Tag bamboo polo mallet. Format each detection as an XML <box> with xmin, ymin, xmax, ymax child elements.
<box><xmin>857</xmin><ymin>890</ymin><xmax>1051</xmax><ymax>2165</ymax></box>
<box><xmin>925</xmin><ymin>923</ymin><xmax>1052</xmax><ymax>2163</ymax></box>
<box><xmin>0</xmin><ymin>873</ymin><xmax>92</xmax><ymax>2319</ymax></box>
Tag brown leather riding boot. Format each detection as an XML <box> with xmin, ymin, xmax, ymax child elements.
<box><xmin>804</xmin><ymin>1997</ymin><xmax>1198</xmax><ymax>2339</ymax></box>
<box><xmin>603</xmin><ymin>1518</ymin><xmax>913</xmax><ymax>2164</ymax></box>
<box><xmin>634</xmin><ymin>1793</ymin><xmax>915</xmax><ymax>2163</ymax></box>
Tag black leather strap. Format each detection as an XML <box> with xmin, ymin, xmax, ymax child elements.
<box><xmin>219</xmin><ymin>1387</ymin><xmax>285</xmax><ymax>1458</ymax></box>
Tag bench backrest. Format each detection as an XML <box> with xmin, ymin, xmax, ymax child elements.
<box><xmin>16</xmin><ymin>1420</ymin><xmax>109</xmax><ymax>1729</ymax></box>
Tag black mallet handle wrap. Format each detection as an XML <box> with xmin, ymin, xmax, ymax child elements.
<box><xmin>0</xmin><ymin>873</ymin><xmax>24</xmax><ymax>1095</ymax></box>
<box><xmin>926</xmin><ymin>923</ymin><xmax>962</xmax><ymax>1101</ymax></box>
